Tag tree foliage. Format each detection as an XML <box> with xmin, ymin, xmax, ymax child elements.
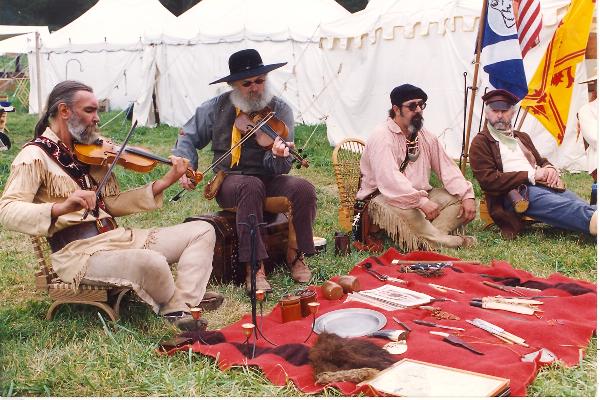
<box><xmin>0</xmin><ymin>0</ymin><xmax>369</xmax><ymax>31</ymax></box>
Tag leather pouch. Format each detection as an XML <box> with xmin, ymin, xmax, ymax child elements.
<box><xmin>204</xmin><ymin>170</ymin><xmax>226</xmax><ymax>199</ymax></box>
<box><xmin>508</xmin><ymin>184</ymin><xmax>529</xmax><ymax>213</ymax></box>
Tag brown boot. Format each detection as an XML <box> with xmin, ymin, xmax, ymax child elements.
<box><xmin>245</xmin><ymin>262</ymin><xmax>272</xmax><ymax>293</ymax></box>
<box><xmin>288</xmin><ymin>249</ymin><xmax>312</xmax><ymax>283</ymax></box>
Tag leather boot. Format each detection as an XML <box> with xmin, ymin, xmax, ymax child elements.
<box><xmin>245</xmin><ymin>262</ymin><xmax>272</xmax><ymax>293</ymax></box>
<box><xmin>288</xmin><ymin>250</ymin><xmax>312</xmax><ymax>283</ymax></box>
<box><xmin>589</xmin><ymin>210</ymin><xmax>597</xmax><ymax>236</ymax></box>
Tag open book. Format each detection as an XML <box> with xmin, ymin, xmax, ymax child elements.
<box><xmin>346</xmin><ymin>284</ymin><xmax>433</xmax><ymax>311</ymax></box>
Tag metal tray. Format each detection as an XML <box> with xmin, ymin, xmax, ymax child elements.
<box><xmin>314</xmin><ymin>308</ymin><xmax>387</xmax><ymax>337</ymax></box>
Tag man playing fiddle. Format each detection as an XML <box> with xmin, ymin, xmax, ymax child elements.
<box><xmin>0</xmin><ymin>80</ymin><xmax>220</xmax><ymax>330</ymax></box>
<box><xmin>173</xmin><ymin>49</ymin><xmax>317</xmax><ymax>292</ymax></box>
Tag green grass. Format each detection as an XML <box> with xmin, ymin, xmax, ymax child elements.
<box><xmin>0</xmin><ymin>111</ymin><xmax>596</xmax><ymax>396</ymax></box>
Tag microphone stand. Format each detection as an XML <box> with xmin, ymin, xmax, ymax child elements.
<box><xmin>238</xmin><ymin>214</ymin><xmax>277</xmax><ymax>358</ymax></box>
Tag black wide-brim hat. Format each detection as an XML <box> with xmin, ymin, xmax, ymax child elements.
<box><xmin>209</xmin><ymin>48</ymin><xmax>287</xmax><ymax>85</ymax></box>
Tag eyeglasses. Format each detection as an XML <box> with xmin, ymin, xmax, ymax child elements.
<box><xmin>241</xmin><ymin>78</ymin><xmax>266</xmax><ymax>87</ymax></box>
<box><xmin>402</xmin><ymin>101</ymin><xmax>427</xmax><ymax>111</ymax></box>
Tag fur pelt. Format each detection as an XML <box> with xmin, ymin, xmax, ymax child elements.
<box><xmin>308</xmin><ymin>332</ymin><xmax>395</xmax><ymax>376</ymax></box>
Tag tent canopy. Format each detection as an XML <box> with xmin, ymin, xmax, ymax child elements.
<box><xmin>43</xmin><ymin>0</ymin><xmax>176</xmax><ymax>49</ymax></box>
<box><xmin>156</xmin><ymin>0</ymin><xmax>350</xmax><ymax>43</ymax></box>
<box><xmin>28</xmin><ymin>0</ymin><xmax>176</xmax><ymax>113</ymax></box>
<box><xmin>0</xmin><ymin>26</ymin><xmax>49</xmax><ymax>54</ymax></box>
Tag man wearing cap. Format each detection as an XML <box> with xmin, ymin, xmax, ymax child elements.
<box><xmin>356</xmin><ymin>84</ymin><xmax>477</xmax><ymax>251</ymax></box>
<box><xmin>173</xmin><ymin>49</ymin><xmax>316</xmax><ymax>292</ymax></box>
<box><xmin>469</xmin><ymin>88</ymin><xmax>597</xmax><ymax>239</ymax></box>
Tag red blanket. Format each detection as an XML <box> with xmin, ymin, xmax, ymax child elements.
<box><xmin>163</xmin><ymin>249</ymin><xmax>597</xmax><ymax>396</ymax></box>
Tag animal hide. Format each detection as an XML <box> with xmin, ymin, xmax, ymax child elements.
<box><xmin>308</xmin><ymin>332</ymin><xmax>395</xmax><ymax>376</ymax></box>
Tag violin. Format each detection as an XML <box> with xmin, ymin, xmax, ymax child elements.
<box><xmin>74</xmin><ymin>138</ymin><xmax>203</xmax><ymax>182</ymax></box>
<box><xmin>234</xmin><ymin>108</ymin><xmax>309</xmax><ymax>168</ymax></box>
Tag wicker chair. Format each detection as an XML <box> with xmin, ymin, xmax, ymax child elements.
<box><xmin>31</xmin><ymin>236</ymin><xmax>132</xmax><ymax>322</ymax></box>
<box><xmin>332</xmin><ymin>138</ymin><xmax>366</xmax><ymax>232</ymax></box>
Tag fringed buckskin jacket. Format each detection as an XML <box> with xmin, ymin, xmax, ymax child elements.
<box><xmin>469</xmin><ymin>126</ymin><xmax>553</xmax><ymax>239</ymax></box>
<box><xmin>0</xmin><ymin>128</ymin><xmax>163</xmax><ymax>288</ymax></box>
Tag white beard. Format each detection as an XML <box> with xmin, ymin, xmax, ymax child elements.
<box><xmin>230</xmin><ymin>81</ymin><xmax>275</xmax><ymax>113</ymax></box>
<box><xmin>68</xmin><ymin>114</ymin><xmax>99</xmax><ymax>144</ymax></box>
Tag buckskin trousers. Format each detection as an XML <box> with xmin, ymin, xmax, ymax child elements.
<box><xmin>215</xmin><ymin>174</ymin><xmax>317</xmax><ymax>262</ymax></box>
<box><xmin>369</xmin><ymin>188</ymin><xmax>466</xmax><ymax>250</ymax></box>
<box><xmin>82</xmin><ymin>221</ymin><xmax>216</xmax><ymax>315</ymax></box>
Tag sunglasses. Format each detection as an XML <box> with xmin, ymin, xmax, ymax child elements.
<box><xmin>241</xmin><ymin>78</ymin><xmax>266</xmax><ymax>87</ymax></box>
<box><xmin>402</xmin><ymin>101</ymin><xmax>427</xmax><ymax>111</ymax></box>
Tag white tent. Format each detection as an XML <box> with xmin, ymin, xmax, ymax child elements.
<box><xmin>0</xmin><ymin>26</ymin><xmax>49</xmax><ymax>54</ymax></box>
<box><xmin>316</xmin><ymin>0</ymin><xmax>590</xmax><ymax>170</ymax></box>
<box><xmin>133</xmin><ymin>0</ymin><xmax>350</xmax><ymax>127</ymax></box>
<box><xmin>28</xmin><ymin>0</ymin><xmax>176</xmax><ymax>114</ymax></box>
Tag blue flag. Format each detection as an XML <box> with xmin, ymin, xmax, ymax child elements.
<box><xmin>480</xmin><ymin>0</ymin><xmax>528</xmax><ymax>99</ymax></box>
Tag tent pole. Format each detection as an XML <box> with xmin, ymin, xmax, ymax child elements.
<box><xmin>516</xmin><ymin>106</ymin><xmax>529</xmax><ymax>131</ymax></box>
<box><xmin>460</xmin><ymin>0</ymin><xmax>488</xmax><ymax>174</ymax></box>
<box><xmin>35</xmin><ymin>31</ymin><xmax>42</xmax><ymax>117</ymax></box>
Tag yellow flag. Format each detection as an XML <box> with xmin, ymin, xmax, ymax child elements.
<box><xmin>520</xmin><ymin>0</ymin><xmax>595</xmax><ymax>144</ymax></box>
<box><xmin>230</xmin><ymin>108</ymin><xmax>242</xmax><ymax>167</ymax></box>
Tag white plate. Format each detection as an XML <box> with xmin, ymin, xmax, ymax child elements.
<box><xmin>314</xmin><ymin>308</ymin><xmax>387</xmax><ymax>337</ymax></box>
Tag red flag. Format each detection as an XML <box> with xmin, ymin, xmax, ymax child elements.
<box><xmin>514</xmin><ymin>0</ymin><xmax>543</xmax><ymax>57</ymax></box>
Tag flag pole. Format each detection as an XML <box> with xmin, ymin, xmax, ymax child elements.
<box><xmin>516</xmin><ymin>106</ymin><xmax>529</xmax><ymax>131</ymax></box>
<box><xmin>460</xmin><ymin>0</ymin><xmax>488</xmax><ymax>174</ymax></box>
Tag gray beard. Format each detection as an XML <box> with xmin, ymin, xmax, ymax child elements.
<box><xmin>230</xmin><ymin>81</ymin><xmax>274</xmax><ymax>113</ymax></box>
<box><xmin>408</xmin><ymin>115</ymin><xmax>424</xmax><ymax>135</ymax></box>
<box><xmin>68</xmin><ymin>115</ymin><xmax>99</xmax><ymax>144</ymax></box>
<box><xmin>492</xmin><ymin>120</ymin><xmax>512</xmax><ymax>132</ymax></box>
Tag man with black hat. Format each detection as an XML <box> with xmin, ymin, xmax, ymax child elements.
<box><xmin>469</xmin><ymin>88</ymin><xmax>597</xmax><ymax>239</ymax></box>
<box><xmin>173</xmin><ymin>49</ymin><xmax>316</xmax><ymax>292</ymax></box>
<box><xmin>356</xmin><ymin>84</ymin><xmax>477</xmax><ymax>251</ymax></box>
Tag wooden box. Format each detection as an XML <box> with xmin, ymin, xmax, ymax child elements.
<box><xmin>184</xmin><ymin>210</ymin><xmax>288</xmax><ymax>284</ymax></box>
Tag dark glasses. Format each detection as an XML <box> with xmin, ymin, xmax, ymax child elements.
<box><xmin>241</xmin><ymin>78</ymin><xmax>265</xmax><ymax>87</ymax></box>
<box><xmin>402</xmin><ymin>101</ymin><xmax>426</xmax><ymax>111</ymax></box>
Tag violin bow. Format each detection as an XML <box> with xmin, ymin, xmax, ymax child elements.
<box><xmin>170</xmin><ymin>113</ymin><xmax>275</xmax><ymax>202</ymax></box>
<box><xmin>81</xmin><ymin>120</ymin><xmax>138</xmax><ymax>220</ymax></box>
<box><xmin>292</xmin><ymin>115</ymin><xmax>327</xmax><ymax>166</ymax></box>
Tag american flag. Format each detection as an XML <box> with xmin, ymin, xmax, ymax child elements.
<box><xmin>514</xmin><ymin>0</ymin><xmax>543</xmax><ymax>57</ymax></box>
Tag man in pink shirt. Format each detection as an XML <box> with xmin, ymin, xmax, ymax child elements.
<box><xmin>356</xmin><ymin>84</ymin><xmax>477</xmax><ymax>250</ymax></box>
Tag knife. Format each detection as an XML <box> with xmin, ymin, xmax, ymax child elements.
<box><xmin>443</xmin><ymin>334</ymin><xmax>484</xmax><ymax>355</ymax></box>
<box><xmin>392</xmin><ymin>317</ymin><xmax>412</xmax><ymax>332</ymax></box>
<box><xmin>413</xmin><ymin>319</ymin><xmax>465</xmax><ymax>331</ymax></box>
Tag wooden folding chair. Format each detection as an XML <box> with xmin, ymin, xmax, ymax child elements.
<box><xmin>31</xmin><ymin>236</ymin><xmax>132</xmax><ymax>322</ymax></box>
<box><xmin>332</xmin><ymin>138</ymin><xmax>366</xmax><ymax>232</ymax></box>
